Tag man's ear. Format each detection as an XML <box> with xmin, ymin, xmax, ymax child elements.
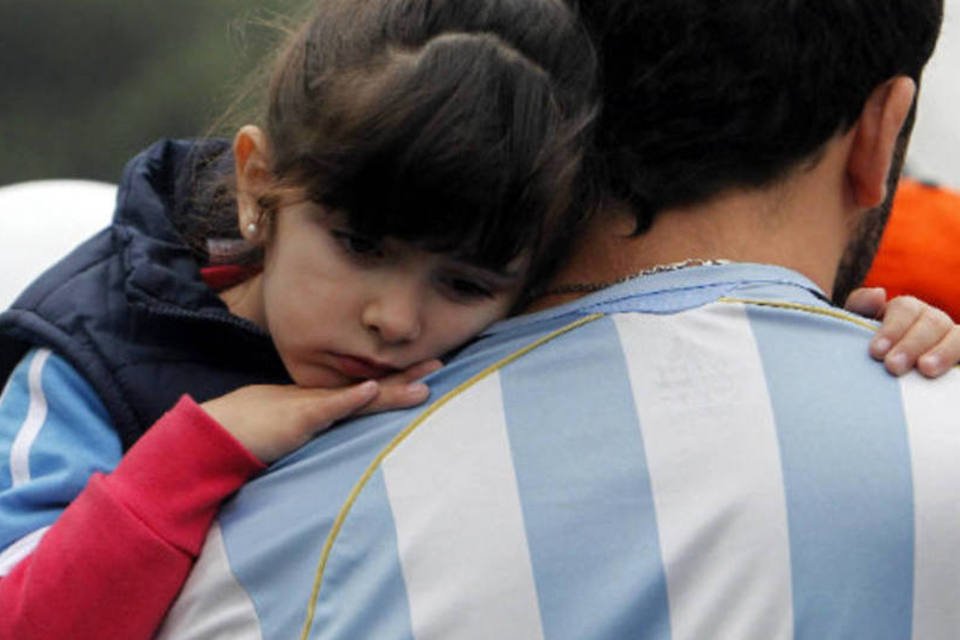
<box><xmin>846</xmin><ymin>76</ymin><xmax>917</xmax><ymax>209</ymax></box>
<box><xmin>234</xmin><ymin>125</ymin><xmax>272</xmax><ymax>240</ymax></box>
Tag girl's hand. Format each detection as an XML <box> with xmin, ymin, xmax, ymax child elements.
<box><xmin>844</xmin><ymin>287</ymin><xmax>960</xmax><ymax>377</ymax></box>
<box><xmin>201</xmin><ymin>359</ymin><xmax>442</xmax><ymax>463</ymax></box>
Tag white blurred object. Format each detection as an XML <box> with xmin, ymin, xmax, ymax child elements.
<box><xmin>0</xmin><ymin>179</ymin><xmax>117</xmax><ymax>309</ymax></box>
<box><xmin>906</xmin><ymin>0</ymin><xmax>960</xmax><ymax>188</ymax></box>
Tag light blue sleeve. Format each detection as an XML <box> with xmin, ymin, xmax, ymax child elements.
<box><xmin>0</xmin><ymin>348</ymin><xmax>122</xmax><ymax>563</ymax></box>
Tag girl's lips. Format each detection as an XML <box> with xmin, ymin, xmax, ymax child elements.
<box><xmin>332</xmin><ymin>354</ymin><xmax>398</xmax><ymax>379</ymax></box>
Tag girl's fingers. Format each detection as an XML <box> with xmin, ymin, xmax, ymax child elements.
<box><xmin>914</xmin><ymin>326</ymin><xmax>960</xmax><ymax>378</ymax></box>
<box><xmin>395</xmin><ymin>358</ymin><xmax>444</xmax><ymax>382</ymax></box>
<box><xmin>843</xmin><ymin>286</ymin><xmax>888</xmax><ymax>320</ymax></box>
<box><xmin>866</xmin><ymin>295</ymin><xmax>924</xmax><ymax>361</ymax></box>
<box><xmin>202</xmin><ymin>360</ymin><xmax>445</xmax><ymax>463</ymax></box>
<box><xmin>848</xmin><ymin>292</ymin><xmax>960</xmax><ymax>377</ymax></box>
<box><xmin>355</xmin><ymin>358</ymin><xmax>442</xmax><ymax>414</ymax></box>
<box><xmin>358</xmin><ymin>379</ymin><xmax>431</xmax><ymax>415</ymax></box>
<box><xmin>297</xmin><ymin>380</ymin><xmax>381</xmax><ymax>427</ymax></box>
<box><xmin>877</xmin><ymin>299</ymin><xmax>955</xmax><ymax>376</ymax></box>
<box><xmin>843</xmin><ymin>287</ymin><xmax>917</xmax><ymax>363</ymax></box>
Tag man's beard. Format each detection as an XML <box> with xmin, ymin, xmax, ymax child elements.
<box><xmin>831</xmin><ymin>192</ymin><xmax>896</xmax><ymax>306</ymax></box>
<box><xmin>831</xmin><ymin>110</ymin><xmax>915</xmax><ymax>306</ymax></box>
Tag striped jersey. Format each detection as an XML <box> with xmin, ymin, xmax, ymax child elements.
<box><xmin>156</xmin><ymin>262</ymin><xmax>960</xmax><ymax>639</ymax></box>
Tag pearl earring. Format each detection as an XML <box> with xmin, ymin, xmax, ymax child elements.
<box><xmin>245</xmin><ymin>222</ymin><xmax>258</xmax><ymax>236</ymax></box>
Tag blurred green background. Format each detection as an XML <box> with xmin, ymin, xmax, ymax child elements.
<box><xmin>0</xmin><ymin>0</ymin><xmax>304</xmax><ymax>186</ymax></box>
<box><xmin>2</xmin><ymin>1</ymin><xmax>958</xmax><ymax>190</ymax></box>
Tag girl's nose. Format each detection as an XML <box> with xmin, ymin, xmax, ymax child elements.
<box><xmin>361</xmin><ymin>288</ymin><xmax>423</xmax><ymax>344</ymax></box>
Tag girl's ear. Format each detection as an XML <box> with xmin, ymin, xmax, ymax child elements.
<box><xmin>846</xmin><ymin>76</ymin><xmax>917</xmax><ymax>209</ymax></box>
<box><xmin>234</xmin><ymin>125</ymin><xmax>272</xmax><ymax>240</ymax></box>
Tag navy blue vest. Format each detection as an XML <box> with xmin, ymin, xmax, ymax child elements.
<box><xmin>0</xmin><ymin>140</ymin><xmax>290</xmax><ymax>450</ymax></box>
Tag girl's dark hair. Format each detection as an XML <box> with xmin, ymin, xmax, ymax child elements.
<box><xmin>188</xmin><ymin>0</ymin><xmax>597</xmax><ymax>293</ymax></box>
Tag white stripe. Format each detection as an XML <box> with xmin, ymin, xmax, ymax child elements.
<box><xmin>901</xmin><ymin>373</ymin><xmax>960</xmax><ymax>639</ymax></box>
<box><xmin>10</xmin><ymin>348</ymin><xmax>52</xmax><ymax>487</ymax></box>
<box><xmin>0</xmin><ymin>526</ymin><xmax>50</xmax><ymax>576</ymax></box>
<box><xmin>614</xmin><ymin>305</ymin><xmax>794</xmax><ymax>640</ymax></box>
<box><xmin>156</xmin><ymin>522</ymin><xmax>263</xmax><ymax>640</ymax></box>
<box><xmin>383</xmin><ymin>373</ymin><xmax>544</xmax><ymax>640</ymax></box>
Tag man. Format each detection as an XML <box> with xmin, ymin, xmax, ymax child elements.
<box><xmin>159</xmin><ymin>1</ymin><xmax>956</xmax><ymax>637</ymax></box>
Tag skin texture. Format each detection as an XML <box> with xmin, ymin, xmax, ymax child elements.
<box><xmin>227</xmin><ymin>201</ymin><xmax>524</xmax><ymax>388</ymax></box>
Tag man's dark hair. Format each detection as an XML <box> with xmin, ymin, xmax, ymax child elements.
<box><xmin>577</xmin><ymin>0</ymin><xmax>943</xmax><ymax>233</ymax></box>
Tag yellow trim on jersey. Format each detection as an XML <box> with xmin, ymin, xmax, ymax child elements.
<box><xmin>719</xmin><ymin>297</ymin><xmax>959</xmax><ymax>369</ymax></box>
<box><xmin>718</xmin><ymin>296</ymin><xmax>879</xmax><ymax>332</ymax></box>
<box><xmin>299</xmin><ymin>313</ymin><xmax>604</xmax><ymax>639</ymax></box>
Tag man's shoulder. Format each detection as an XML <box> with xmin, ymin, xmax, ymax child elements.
<box><xmin>168</xmin><ymin>294</ymin><xmax>960</xmax><ymax>639</ymax></box>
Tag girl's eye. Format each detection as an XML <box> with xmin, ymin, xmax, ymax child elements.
<box><xmin>332</xmin><ymin>230</ymin><xmax>384</xmax><ymax>259</ymax></box>
<box><xmin>441</xmin><ymin>275</ymin><xmax>495</xmax><ymax>301</ymax></box>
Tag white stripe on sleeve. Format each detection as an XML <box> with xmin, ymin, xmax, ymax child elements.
<box><xmin>901</xmin><ymin>373</ymin><xmax>960</xmax><ymax>639</ymax></box>
<box><xmin>10</xmin><ymin>348</ymin><xmax>52</xmax><ymax>487</ymax></box>
<box><xmin>0</xmin><ymin>526</ymin><xmax>51</xmax><ymax>576</ymax></box>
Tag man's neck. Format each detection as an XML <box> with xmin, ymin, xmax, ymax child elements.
<box><xmin>527</xmin><ymin>145</ymin><xmax>858</xmax><ymax>313</ymax></box>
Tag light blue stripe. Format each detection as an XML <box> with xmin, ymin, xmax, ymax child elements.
<box><xmin>218</xmin><ymin>412</ymin><xmax>411</xmax><ymax>640</ymax></box>
<box><xmin>32</xmin><ymin>351</ymin><xmax>119</xmax><ymax>480</ymax></box>
<box><xmin>308</xmin><ymin>469</ymin><xmax>413</xmax><ymax>640</ymax></box>
<box><xmin>747</xmin><ymin>305</ymin><xmax>914</xmax><ymax>638</ymax></box>
<box><xmin>499</xmin><ymin>316</ymin><xmax>671</xmax><ymax>640</ymax></box>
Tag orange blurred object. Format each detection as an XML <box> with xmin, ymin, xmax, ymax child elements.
<box><xmin>865</xmin><ymin>178</ymin><xmax>960</xmax><ymax>322</ymax></box>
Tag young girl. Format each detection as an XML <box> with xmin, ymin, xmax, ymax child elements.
<box><xmin>0</xmin><ymin>0</ymin><xmax>954</xmax><ymax>638</ymax></box>
<box><xmin>0</xmin><ymin>0</ymin><xmax>596</xmax><ymax>637</ymax></box>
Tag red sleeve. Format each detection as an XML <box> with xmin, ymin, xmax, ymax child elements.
<box><xmin>0</xmin><ymin>396</ymin><xmax>265</xmax><ymax>640</ymax></box>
